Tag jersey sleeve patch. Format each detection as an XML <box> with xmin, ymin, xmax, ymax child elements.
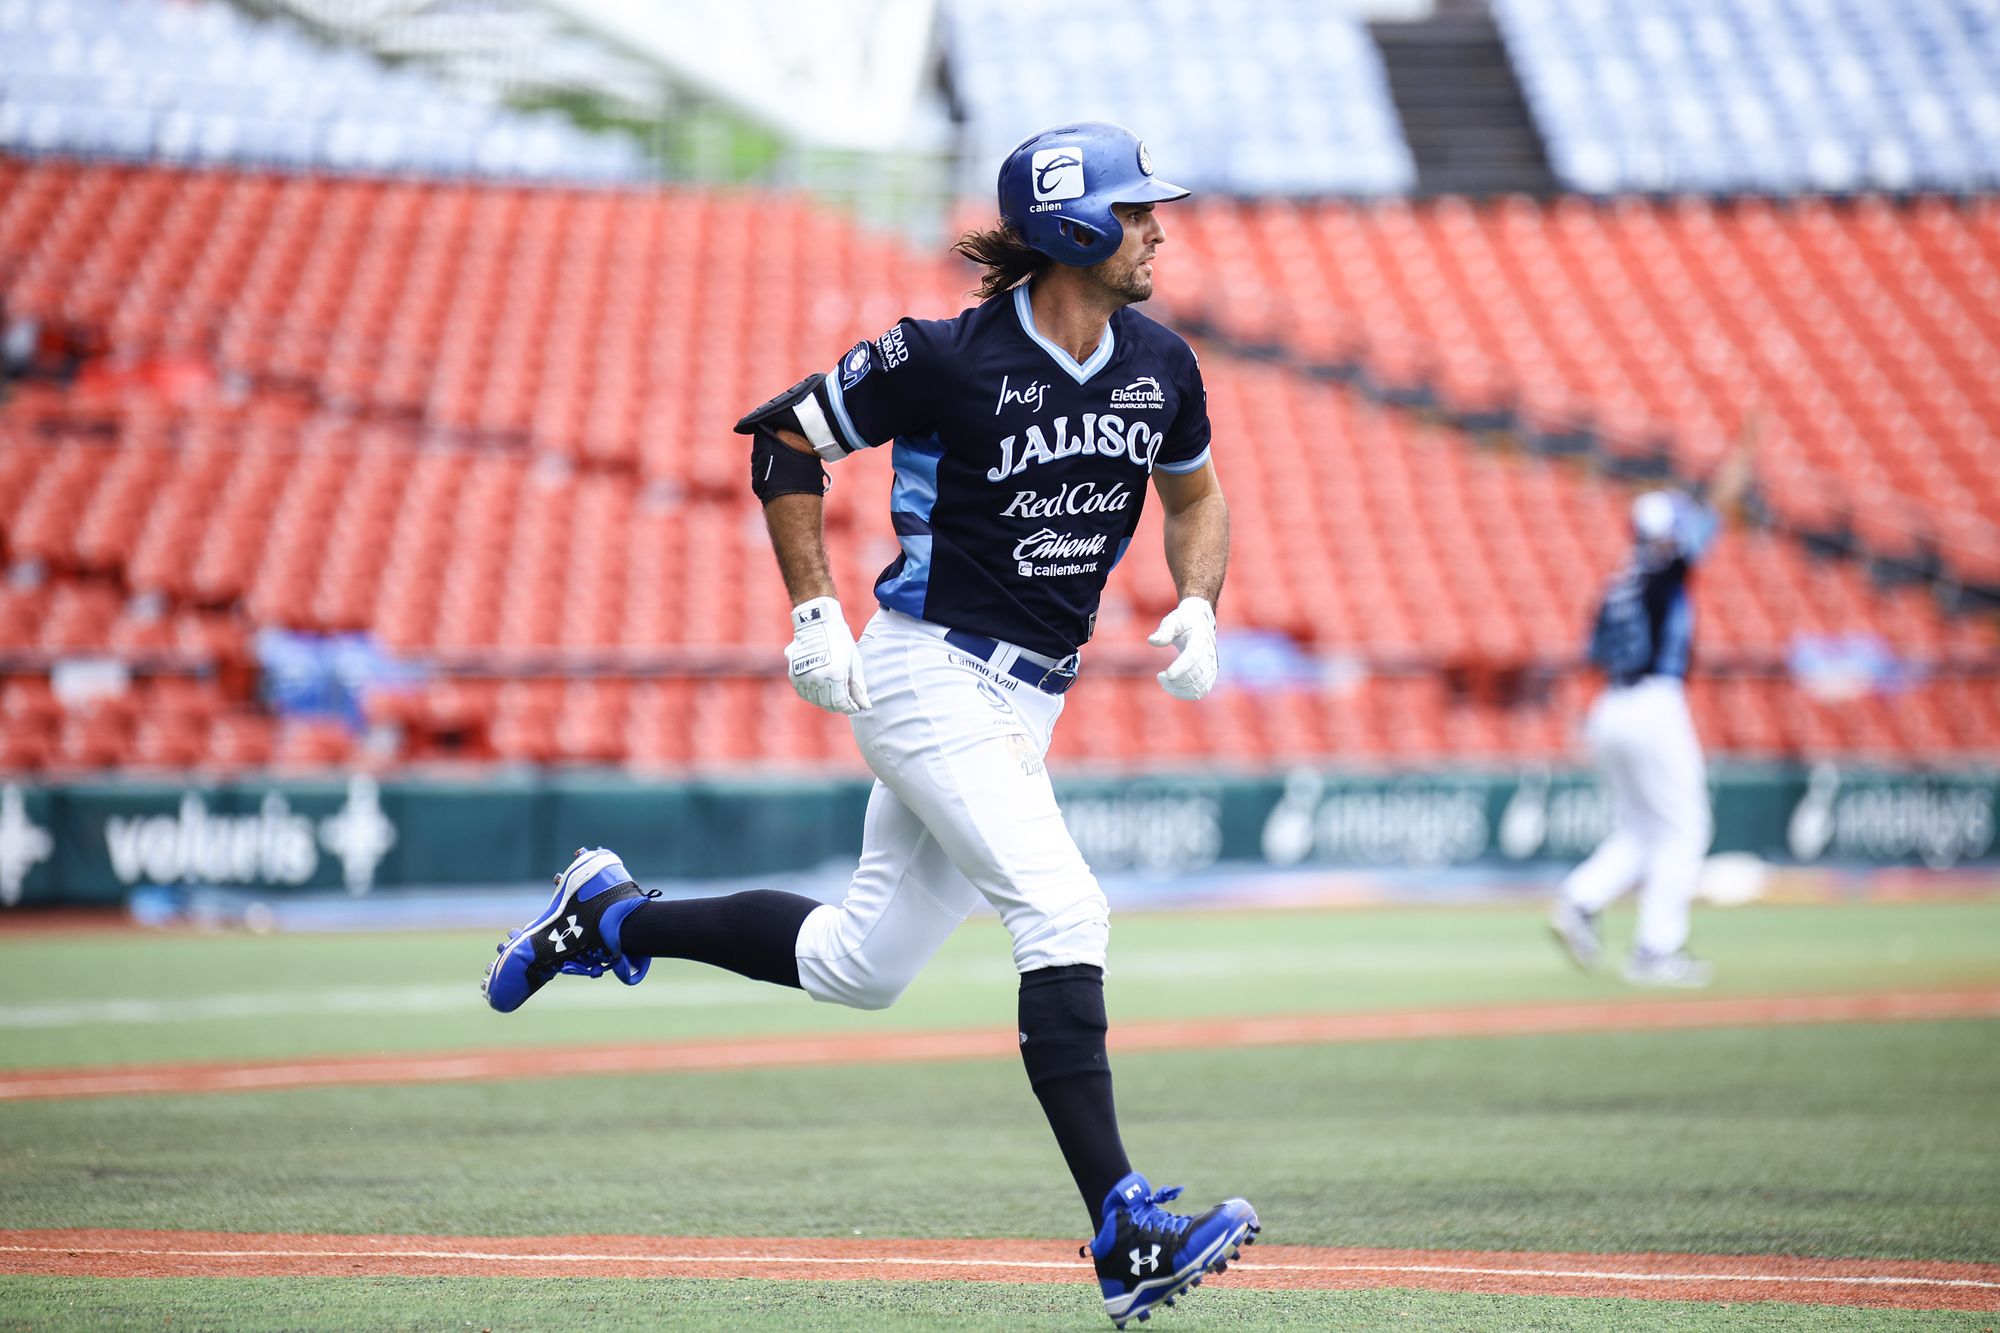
<box><xmin>838</xmin><ymin>340</ymin><xmax>875</xmax><ymax>390</ymax></box>
<box><xmin>823</xmin><ymin>318</ymin><xmax>939</xmax><ymax>452</ymax></box>
<box><xmin>876</xmin><ymin>324</ymin><xmax>911</xmax><ymax>370</ymax></box>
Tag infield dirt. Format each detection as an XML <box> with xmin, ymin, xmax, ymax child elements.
<box><xmin>4</xmin><ymin>987</ymin><xmax>1995</xmax><ymax>1101</ymax></box>
<box><xmin>3</xmin><ymin>1229</ymin><xmax>1997</xmax><ymax>1312</ymax></box>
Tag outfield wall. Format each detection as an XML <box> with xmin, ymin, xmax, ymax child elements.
<box><xmin>3</xmin><ymin>764</ymin><xmax>1994</xmax><ymax>907</ymax></box>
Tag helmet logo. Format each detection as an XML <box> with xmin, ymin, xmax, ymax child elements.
<box><xmin>1137</xmin><ymin>141</ymin><xmax>1152</xmax><ymax>175</ymax></box>
<box><xmin>1031</xmin><ymin>147</ymin><xmax>1085</xmax><ymax>202</ymax></box>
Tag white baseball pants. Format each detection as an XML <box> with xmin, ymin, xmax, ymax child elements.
<box><xmin>794</xmin><ymin>610</ymin><xmax>1109</xmax><ymax>1010</ymax></box>
<box><xmin>1561</xmin><ymin>676</ymin><xmax>1713</xmax><ymax>955</ymax></box>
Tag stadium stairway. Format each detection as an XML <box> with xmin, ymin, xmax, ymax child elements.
<box><xmin>1368</xmin><ymin>0</ymin><xmax>1558</xmax><ymax>198</ymax></box>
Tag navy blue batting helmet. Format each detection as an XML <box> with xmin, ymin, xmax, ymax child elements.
<box><xmin>998</xmin><ymin>122</ymin><xmax>1190</xmax><ymax>268</ymax></box>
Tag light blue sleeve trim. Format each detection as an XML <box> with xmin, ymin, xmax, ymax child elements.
<box><xmin>1154</xmin><ymin>445</ymin><xmax>1211</xmax><ymax>475</ymax></box>
<box><xmin>1677</xmin><ymin>498</ymin><xmax>1719</xmax><ymax>562</ymax></box>
<box><xmin>822</xmin><ymin>366</ymin><xmax>874</xmax><ymax>453</ymax></box>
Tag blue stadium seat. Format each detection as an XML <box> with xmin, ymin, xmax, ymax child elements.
<box><xmin>0</xmin><ymin>0</ymin><xmax>645</xmax><ymax>181</ymax></box>
<box><xmin>942</xmin><ymin>0</ymin><xmax>1416</xmax><ymax>197</ymax></box>
<box><xmin>1495</xmin><ymin>0</ymin><xmax>2000</xmax><ymax>194</ymax></box>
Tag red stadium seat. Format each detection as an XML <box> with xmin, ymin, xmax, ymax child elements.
<box><xmin>2</xmin><ymin>159</ymin><xmax>1994</xmax><ymax>770</ymax></box>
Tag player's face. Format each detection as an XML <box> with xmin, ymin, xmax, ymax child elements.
<box><xmin>1088</xmin><ymin>203</ymin><xmax>1165</xmax><ymax>304</ymax></box>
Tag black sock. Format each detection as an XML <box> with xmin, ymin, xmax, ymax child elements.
<box><xmin>614</xmin><ymin>890</ymin><xmax>819</xmax><ymax>989</ymax></box>
<box><xmin>1018</xmin><ymin>963</ymin><xmax>1133</xmax><ymax>1230</ymax></box>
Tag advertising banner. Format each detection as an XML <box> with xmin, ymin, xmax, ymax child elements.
<box><xmin>2</xmin><ymin>763</ymin><xmax>1993</xmax><ymax>907</ymax></box>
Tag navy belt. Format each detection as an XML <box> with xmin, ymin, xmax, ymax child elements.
<box><xmin>943</xmin><ymin>629</ymin><xmax>1080</xmax><ymax>696</ymax></box>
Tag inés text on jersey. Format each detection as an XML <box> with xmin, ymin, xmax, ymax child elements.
<box><xmin>994</xmin><ymin>374</ymin><xmax>1049</xmax><ymax>415</ymax></box>
<box><xmin>987</xmin><ymin>415</ymin><xmax>1162</xmax><ymax>481</ymax></box>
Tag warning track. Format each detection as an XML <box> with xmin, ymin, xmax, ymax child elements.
<box><xmin>2</xmin><ymin>987</ymin><xmax>1995</xmax><ymax>1102</ymax></box>
<box><xmin>2</xmin><ymin>1229</ymin><xmax>1995</xmax><ymax>1311</ymax></box>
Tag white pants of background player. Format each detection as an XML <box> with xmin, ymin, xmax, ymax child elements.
<box><xmin>1560</xmin><ymin>676</ymin><xmax>1712</xmax><ymax>956</ymax></box>
<box><xmin>794</xmin><ymin>609</ymin><xmax>1108</xmax><ymax>1009</ymax></box>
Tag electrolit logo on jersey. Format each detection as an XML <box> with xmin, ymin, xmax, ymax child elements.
<box><xmin>1014</xmin><ymin>528</ymin><xmax>1108</xmax><ymax>578</ymax></box>
<box><xmin>1031</xmin><ymin>147</ymin><xmax>1085</xmax><ymax>207</ymax></box>
<box><xmin>1001</xmin><ymin>479</ymin><xmax>1135</xmax><ymax>520</ymax></box>
<box><xmin>1109</xmin><ymin>376</ymin><xmax>1165</xmax><ymax>410</ymax></box>
<box><xmin>986</xmin><ymin>415</ymin><xmax>1161</xmax><ymax>480</ymax></box>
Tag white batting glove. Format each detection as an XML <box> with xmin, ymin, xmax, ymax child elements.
<box><xmin>1148</xmin><ymin>596</ymin><xmax>1219</xmax><ymax>702</ymax></box>
<box><xmin>785</xmin><ymin>597</ymin><xmax>871</xmax><ymax>714</ymax></box>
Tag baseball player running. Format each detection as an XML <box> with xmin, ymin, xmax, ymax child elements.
<box><xmin>483</xmin><ymin>122</ymin><xmax>1257</xmax><ymax>1327</ymax></box>
<box><xmin>1550</xmin><ymin>433</ymin><xmax>1756</xmax><ymax>986</ymax></box>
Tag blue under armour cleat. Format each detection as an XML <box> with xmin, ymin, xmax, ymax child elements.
<box><xmin>1087</xmin><ymin>1171</ymin><xmax>1259</xmax><ymax>1328</ymax></box>
<box><xmin>481</xmin><ymin>847</ymin><xmax>657</xmax><ymax>1013</ymax></box>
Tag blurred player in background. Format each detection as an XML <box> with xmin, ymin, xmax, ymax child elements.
<box><xmin>483</xmin><ymin>121</ymin><xmax>1256</xmax><ymax>1329</ymax></box>
<box><xmin>1549</xmin><ymin>430</ymin><xmax>1757</xmax><ymax>987</ymax></box>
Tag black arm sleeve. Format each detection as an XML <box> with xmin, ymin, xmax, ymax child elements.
<box><xmin>749</xmin><ymin>427</ymin><xmax>827</xmax><ymax>505</ymax></box>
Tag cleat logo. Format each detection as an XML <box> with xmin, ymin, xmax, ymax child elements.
<box><xmin>1129</xmin><ymin>1244</ymin><xmax>1161</xmax><ymax>1276</ymax></box>
<box><xmin>548</xmin><ymin>915</ymin><xmax>583</xmax><ymax>953</ymax></box>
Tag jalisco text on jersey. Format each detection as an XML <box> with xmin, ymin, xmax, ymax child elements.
<box><xmin>987</xmin><ymin>415</ymin><xmax>1162</xmax><ymax>481</ymax></box>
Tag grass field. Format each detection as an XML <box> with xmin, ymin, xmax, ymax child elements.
<box><xmin>2</xmin><ymin>898</ymin><xmax>1998</xmax><ymax>1330</ymax></box>
<box><xmin>6</xmin><ymin>1278</ymin><xmax>1996</xmax><ymax>1333</ymax></box>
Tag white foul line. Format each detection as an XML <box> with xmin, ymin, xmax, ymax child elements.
<box><xmin>1239</xmin><ymin>1262</ymin><xmax>2000</xmax><ymax>1291</ymax></box>
<box><xmin>0</xmin><ymin>1244</ymin><xmax>1071</xmax><ymax>1271</ymax></box>
<box><xmin>1</xmin><ymin>1244</ymin><xmax>1995</xmax><ymax>1291</ymax></box>
<box><xmin>0</xmin><ymin>980</ymin><xmax>784</xmax><ymax>1028</ymax></box>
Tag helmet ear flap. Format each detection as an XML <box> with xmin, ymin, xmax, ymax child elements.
<box><xmin>1058</xmin><ymin>218</ymin><xmax>1100</xmax><ymax>255</ymax></box>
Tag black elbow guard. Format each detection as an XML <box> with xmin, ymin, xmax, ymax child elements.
<box><xmin>735</xmin><ymin>372</ymin><xmax>849</xmax><ymax>461</ymax></box>
<box><xmin>750</xmin><ymin>427</ymin><xmax>828</xmax><ymax>504</ymax></box>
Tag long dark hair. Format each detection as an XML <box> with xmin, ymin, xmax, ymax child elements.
<box><xmin>952</xmin><ymin>221</ymin><xmax>1051</xmax><ymax>301</ymax></box>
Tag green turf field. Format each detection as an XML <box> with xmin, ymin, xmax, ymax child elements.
<box><xmin>2</xmin><ymin>1277</ymin><xmax>1993</xmax><ymax>1333</ymax></box>
<box><xmin>3</xmin><ymin>899</ymin><xmax>1997</xmax><ymax>1069</ymax></box>
<box><xmin>2</xmin><ymin>899</ymin><xmax>1997</xmax><ymax>1331</ymax></box>
<box><xmin>3</xmin><ymin>1018</ymin><xmax>1997</xmax><ymax>1255</ymax></box>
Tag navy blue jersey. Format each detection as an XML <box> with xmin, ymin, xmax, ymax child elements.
<box><xmin>804</xmin><ymin>284</ymin><xmax>1211</xmax><ymax>658</ymax></box>
<box><xmin>1588</xmin><ymin>495</ymin><xmax>1719</xmax><ymax>683</ymax></box>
